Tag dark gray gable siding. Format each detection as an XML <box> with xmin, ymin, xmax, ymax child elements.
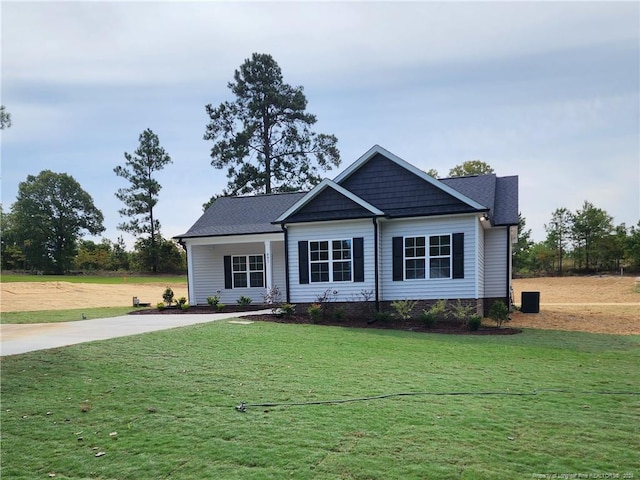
<box><xmin>177</xmin><ymin>192</ymin><xmax>306</xmax><ymax>238</ymax></box>
<box><xmin>284</xmin><ymin>186</ymin><xmax>375</xmax><ymax>223</ymax></box>
<box><xmin>440</xmin><ymin>175</ymin><xmax>496</xmax><ymax>215</ymax></box>
<box><xmin>339</xmin><ymin>153</ymin><xmax>479</xmax><ymax>217</ymax></box>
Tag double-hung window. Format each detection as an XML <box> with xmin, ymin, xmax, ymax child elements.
<box><xmin>404</xmin><ymin>236</ymin><xmax>426</xmax><ymax>279</ymax></box>
<box><xmin>309</xmin><ymin>239</ymin><xmax>352</xmax><ymax>283</ymax></box>
<box><xmin>429</xmin><ymin>235</ymin><xmax>451</xmax><ymax>278</ymax></box>
<box><xmin>232</xmin><ymin>255</ymin><xmax>264</xmax><ymax>288</ymax></box>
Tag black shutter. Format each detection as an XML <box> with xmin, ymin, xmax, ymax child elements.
<box><xmin>224</xmin><ymin>255</ymin><xmax>233</xmax><ymax>289</ymax></box>
<box><xmin>452</xmin><ymin>233</ymin><xmax>464</xmax><ymax>279</ymax></box>
<box><xmin>392</xmin><ymin>236</ymin><xmax>403</xmax><ymax>281</ymax></box>
<box><xmin>353</xmin><ymin>237</ymin><xmax>364</xmax><ymax>282</ymax></box>
<box><xmin>298</xmin><ymin>241</ymin><xmax>309</xmax><ymax>284</ymax></box>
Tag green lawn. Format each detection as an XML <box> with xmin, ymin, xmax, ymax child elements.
<box><xmin>1</xmin><ymin>322</ymin><xmax>638</xmax><ymax>479</ymax></box>
<box><xmin>1</xmin><ymin>307</ymin><xmax>138</xmax><ymax>324</ymax></box>
<box><xmin>0</xmin><ymin>273</ymin><xmax>187</xmax><ymax>285</ymax></box>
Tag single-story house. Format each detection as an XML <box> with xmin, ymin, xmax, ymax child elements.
<box><xmin>175</xmin><ymin>145</ymin><xmax>518</xmax><ymax>314</ymax></box>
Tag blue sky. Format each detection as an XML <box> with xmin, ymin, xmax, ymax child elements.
<box><xmin>2</xmin><ymin>1</ymin><xmax>638</xmax><ymax>248</ymax></box>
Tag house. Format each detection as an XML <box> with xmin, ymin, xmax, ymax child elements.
<box><xmin>175</xmin><ymin>145</ymin><xmax>518</xmax><ymax>315</ymax></box>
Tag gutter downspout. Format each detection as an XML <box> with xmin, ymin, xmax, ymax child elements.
<box><xmin>373</xmin><ymin>216</ymin><xmax>380</xmax><ymax>311</ymax></box>
<box><xmin>177</xmin><ymin>239</ymin><xmax>191</xmax><ymax>306</ymax></box>
<box><xmin>282</xmin><ymin>224</ymin><xmax>290</xmax><ymax>304</ymax></box>
<box><xmin>506</xmin><ymin>226</ymin><xmax>512</xmax><ymax>308</ymax></box>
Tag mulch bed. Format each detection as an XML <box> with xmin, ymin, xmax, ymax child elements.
<box><xmin>127</xmin><ymin>304</ymin><xmax>521</xmax><ymax>335</ymax></box>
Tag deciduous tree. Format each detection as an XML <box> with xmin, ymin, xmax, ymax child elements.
<box><xmin>448</xmin><ymin>160</ymin><xmax>494</xmax><ymax>177</ymax></box>
<box><xmin>204</xmin><ymin>53</ymin><xmax>340</xmax><ymax>196</ymax></box>
<box><xmin>10</xmin><ymin>171</ymin><xmax>104</xmax><ymax>273</ymax></box>
<box><xmin>114</xmin><ymin>129</ymin><xmax>172</xmax><ymax>273</ymax></box>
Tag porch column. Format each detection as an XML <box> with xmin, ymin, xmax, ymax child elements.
<box><xmin>186</xmin><ymin>243</ymin><xmax>195</xmax><ymax>305</ymax></box>
<box><xmin>264</xmin><ymin>240</ymin><xmax>273</xmax><ymax>292</ymax></box>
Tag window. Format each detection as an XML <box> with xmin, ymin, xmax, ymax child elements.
<box><xmin>232</xmin><ymin>255</ymin><xmax>264</xmax><ymax>288</ymax></box>
<box><xmin>429</xmin><ymin>235</ymin><xmax>451</xmax><ymax>278</ymax></box>
<box><xmin>404</xmin><ymin>236</ymin><xmax>426</xmax><ymax>279</ymax></box>
<box><xmin>309</xmin><ymin>239</ymin><xmax>352</xmax><ymax>282</ymax></box>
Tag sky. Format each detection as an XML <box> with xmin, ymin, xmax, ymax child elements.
<box><xmin>1</xmin><ymin>1</ymin><xmax>639</xmax><ymax>249</ymax></box>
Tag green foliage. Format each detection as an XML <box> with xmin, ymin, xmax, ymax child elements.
<box><xmin>131</xmin><ymin>236</ymin><xmax>186</xmax><ymax>274</ymax></box>
<box><xmin>180</xmin><ymin>302</ymin><xmax>190</xmax><ymax>311</ymax></box>
<box><xmin>204</xmin><ymin>52</ymin><xmax>340</xmax><ymax>196</ymax></box>
<box><xmin>162</xmin><ymin>286</ymin><xmax>174</xmax><ymax>306</ymax></box>
<box><xmin>467</xmin><ymin>314</ymin><xmax>482</xmax><ymax>331</ymax></box>
<box><xmin>448</xmin><ymin>160</ymin><xmax>494</xmax><ymax>177</ymax></box>
<box><xmin>489</xmin><ymin>300</ymin><xmax>510</xmax><ymax>328</ymax></box>
<box><xmin>156</xmin><ymin>302</ymin><xmax>165</xmax><ymax>310</ymax></box>
<box><xmin>449</xmin><ymin>299</ymin><xmax>475</xmax><ymax>325</ymax></box>
<box><xmin>513</xmin><ymin>213</ymin><xmax>534</xmax><ymax>274</ymax></box>
<box><xmin>278</xmin><ymin>303</ymin><xmax>296</xmax><ymax>317</ymax></box>
<box><xmin>207</xmin><ymin>295</ymin><xmax>220</xmax><ymax>307</ymax></box>
<box><xmin>0</xmin><ymin>104</ymin><xmax>11</xmax><ymax>129</ymax></box>
<box><xmin>390</xmin><ymin>299</ymin><xmax>418</xmax><ymax>321</ymax></box>
<box><xmin>420</xmin><ymin>300</ymin><xmax>447</xmax><ymax>328</ymax></box>
<box><xmin>177</xmin><ymin>296</ymin><xmax>187</xmax><ymax>306</ymax></box>
<box><xmin>307</xmin><ymin>303</ymin><xmax>322</xmax><ymax>323</ymax></box>
<box><xmin>216</xmin><ymin>303</ymin><xmax>225</xmax><ymax>312</ymax></box>
<box><xmin>374</xmin><ymin>310</ymin><xmax>392</xmax><ymax>322</ymax></box>
<box><xmin>571</xmin><ymin>201</ymin><xmax>614</xmax><ymax>271</ymax></box>
<box><xmin>236</xmin><ymin>295</ymin><xmax>252</xmax><ymax>306</ymax></box>
<box><xmin>114</xmin><ymin>129</ymin><xmax>172</xmax><ymax>273</ymax></box>
<box><xmin>9</xmin><ymin>170</ymin><xmax>104</xmax><ymax>274</ymax></box>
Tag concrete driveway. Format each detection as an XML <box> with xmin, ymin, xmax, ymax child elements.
<box><xmin>0</xmin><ymin>310</ymin><xmax>269</xmax><ymax>356</ymax></box>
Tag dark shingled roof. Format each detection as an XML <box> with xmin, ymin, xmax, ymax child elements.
<box><xmin>441</xmin><ymin>174</ymin><xmax>518</xmax><ymax>226</ymax></box>
<box><xmin>176</xmin><ymin>192</ymin><xmax>306</xmax><ymax>238</ymax></box>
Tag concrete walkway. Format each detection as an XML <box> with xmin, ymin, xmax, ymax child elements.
<box><xmin>0</xmin><ymin>310</ymin><xmax>270</xmax><ymax>356</ymax></box>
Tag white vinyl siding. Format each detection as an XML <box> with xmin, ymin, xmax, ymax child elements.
<box><xmin>380</xmin><ymin>215</ymin><xmax>478</xmax><ymax>301</ymax></box>
<box><xmin>484</xmin><ymin>227</ymin><xmax>508</xmax><ymax>297</ymax></box>
<box><xmin>288</xmin><ymin>219</ymin><xmax>375</xmax><ymax>303</ymax></box>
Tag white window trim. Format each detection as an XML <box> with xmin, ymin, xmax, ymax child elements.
<box><xmin>309</xmin><ymin>239</ymin><xmax>353</xmax><ymax>283</ymax></box>
<box><xmin>232</xmin><ymin>254</ymin><xmax>265</xmax><ymax>288</ymax></box>
<box><xmin>403</xmin><ymin>234</ymin><xmax>453</xmax><ymax>280</ymax></box>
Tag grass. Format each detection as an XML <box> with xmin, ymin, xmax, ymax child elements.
<box><xmin>1</xmin><ymin>321</ymin><xmax>638</xmax><ymax>479</ymax></box>
<box><xmin>0</xmin><ymin>274</ymin><xmax>187</xmax><ymax>285</ymax></box>
<box><xmin>1</xmin><ymin>307</ymin><xmax>138</xmax><ymax>324</ymax></box>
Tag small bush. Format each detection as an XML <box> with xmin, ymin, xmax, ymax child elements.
<box><xmin>391</xmin><ymin>299</ymin><xmax>418</xmax><ymax>321</ymax></box>
<box><xmin>421</xmin><ymin>299</ymin><xmax>447</xmax><ymax>328</ymax></box>
<box><xmin>180</xmin><ymin>303</ymin><xmax>190</xmax><ymax>311</ymax></box>
<box><xmin>450</xmin><ymin>299</ymin><xmax>474</xmax><ymax>326</ymax></box>
<box><xmin>177</xmin><ymin>297</ymin><xmax>187</xmax><ymax>306</ymax></box>
<box><xmin>162</xmin><ymin>287</ymin><xmax>175</xmax><ymax>306</ymax></box>
<box><xmin>207</xmin><ymin>295</ymin><xmax>220</xmax><ymax>307</ymax></box>
<box><xmin>489</xmin><ymin>300</ymin><xmax>510</xmax><ymax>328</ymax></box>
<box><xmin>216</xmin><ymin>303</ymin><xmax>225</xmax><ymax>312</ymax></box>
<box><xmin>467</xmin><ymin>314</ymin><xmax>482</xmax><ymax>331</ymax></box>
<box><xmin>237</xmin><ymin>295</ymin><xmax>252</xmax><ymax>306</ymax></box>
<box><xmin>263</xmin><ymin>286</ymin><xmax>283</xmax><ymax>313</ymax></box>
<box><xmin>373</xmin><ymin>311</ymin><xmax>392</xmax><ymax>323</ymax></box>
<box><xmin>307</xmin><ymin>303</ymin><xmax>322</xmax><ymax>323</ymax></box>
<box><xmin>156</xmin><ymin>302</ymin><xmax>165</xmax><ymax>311</ymax></box>
<box><xmin>278</xmin><ymin>304</ymin><xmax>296</xmax><ymax>317</ymax></box>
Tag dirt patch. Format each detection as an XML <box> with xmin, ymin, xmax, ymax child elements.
<box><xmin>0</xmin><ymin>282</ymin><xmax>188</xmax><ymax>313</ymax></box>
<box><xmin>1</xmin><ymin>276</ymin><xmax>638</xmax><ymax>335</ymax></box>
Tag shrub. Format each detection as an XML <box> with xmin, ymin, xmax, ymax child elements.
<box><xmin>420</xmin><ymin>299</ymin><xmax>447</xmax><ymax>328</ymax></box>
<box><xmin>307</xmin><ymin>303</ymin><xmax>322</xmax><ymax>323</ymax></box>
<box><xmin>216</xmin><ymin>303</ymin><xmax>225</xmax><ymax>312</ymax></box>
<box><xmin>450</xmin><ymin>299</ymin><xmax>475</xmax><ymax>326</ymax></box>
<box><xmin>156</xmin><ymin>302</ymin><xmax>165</xmax><ymax>311</ymax></box>
<box><xmin>391</xmin><ymin>299</ymin><xmax>418</xmax><ymax>321</ymax></box>
<box><xmin>177</xmin><ymin>296</ymin><xmax>187</xmax><ymax>306</ymax></box>
<box><xmin>278</xmin><ymin>303</ymin><xmax>296</xmax><ymax>317</ymax></box>
<box><xmin>207</xmin><ymin>295</ymin><xmax>220</xmax><ymax>307</ymax></box>
<box><xmin>162</xmin><ymin>287</ymin><xmax>175</xmax><ymax>306</ymax></box>
<box><xmin>237</xmin><ymin>295</ymin><xmax>252</xmax><ymax>306</ymax></box>
<box><xmin>263</xmin><ymin>286</ymin><xmax>283</xmax><ymax>313</ymax></box>
<box><xmin>373</xmin><ymin>311</ymin><xmax>392</xmax><ymax>323</ymax></box>
<box><xmin>489</xmin><ymin>300</ymin><xmax>510</xmax><ymax>328</ymax></box>
<box><xmin>467</xmin><ymin>314</ymin><xmax>482</xmax><ymax>331</ymax></box>
<box><xmin>180</xmin><ymin>303</ymin><xmax>190</xmax><ymax>311</ymax></box>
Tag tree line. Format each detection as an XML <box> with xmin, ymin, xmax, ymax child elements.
<box><xmin>514</xmin><ymin>203</ymin><xmax>640</xmax><ymax>276</ymax></box>
<box><xmin>2</xmin><ymin>54</ymin><xmax>638</xmax><ymax>276</ymax></box>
